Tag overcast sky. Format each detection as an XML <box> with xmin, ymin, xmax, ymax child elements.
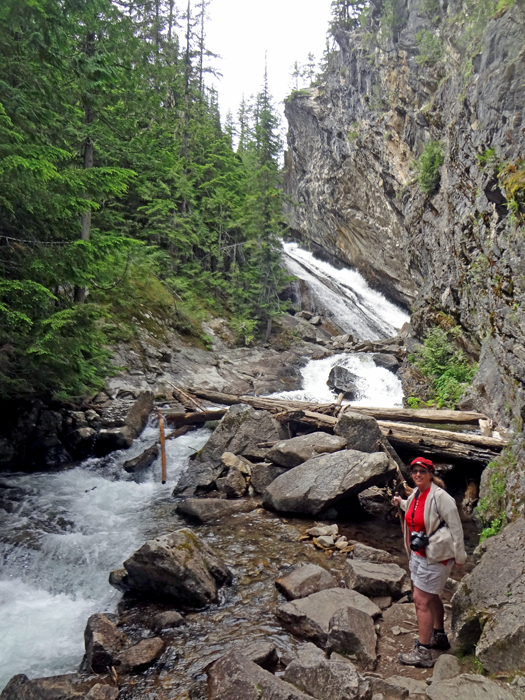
<box><xmin>205</xmin><ymin>0</ymin><xmax>333</xmax><ymax>128</ymax></box>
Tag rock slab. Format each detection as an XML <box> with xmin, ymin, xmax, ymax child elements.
<box><xmin>328</xmin><ymin>607</ymin><xmax>378</xmax><ymax>670</ymax></box>
<box><xmin>426</xmin><ymin>673</ymin><xmax>518</xmax><ymax>700</ymax></box>
<box><xmin>344</xmin><ymin>560</ymin><xmax>411</xmax><ymax>600</ymax></box>
<box><xmin>176</xmin><ymin>498</ymin><xmax>259</xmax><ymax>523</ymax></box>
<box><xmin>267</xmin><ymin>432</ymin><xmax>347</xmax><ymax>468</ymax></box>
<box><xmin>334</xmin><ymin>413</ymin><xmax>384</xmax><ymax>453</ymax></box>
<box><xmin>276</xmin><ymin>563</ymin><xmax>339</xmax><ymax>600</ymax></box>
<box><xmin>263</xmin><ymin>450</ymin><xmax>395</xmax><ymax>515</ymax></box>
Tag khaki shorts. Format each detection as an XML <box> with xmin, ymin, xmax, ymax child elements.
<box><xmin>409</xmin><ymin>553</ymin><xmax>454</xmax><ymax>595</ymax></box>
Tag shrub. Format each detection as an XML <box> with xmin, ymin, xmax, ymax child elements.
<box><xmin>414</xmin><ymin>141</ymin><xmax>445</xmax><ymax>194</ymax></box>
<box><xmin>416</xmin><ymin>30</ymin><xmax>444</xmax><ymax>65</ymax></box>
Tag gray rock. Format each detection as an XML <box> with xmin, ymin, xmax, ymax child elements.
<box><xmin>385</xmin><ymin>676</ymin><xmax>427</xmax><ymax>696</ymax></box>
<box><xmin>351</xmin><ymin>543</ymin><xmax>396</xmax><ymax>564</ymax></box>
<box><xmin>230</xmin><ymin>640</ymin><xmax>278</xmax><ymax>669</ymax></box>
<box><xmin>328</xmin><ymin>607</ymin><xmax>377</xmax><ymax>670</ymax></box>
<box><xmin>115</xmin><ymin>637</ymin><xmax>164</xmax><ymax>673</ymax></box>
<box><xmin>96</xmin><ymin>391</ymin><xmax>154</xmax><ymax>456</ymax></box>
<box><xmin>85</xmin><ymin>685</ymin><xmax>119</xmax><ymax>700</ymax></box>
<box><xmin>306</xmin><ymin>525</ymin><xmax>339</xmax><ymax>537</ymax></box>
<box><xmin>364</xmin><ymin>676</ymin><xmax>408</xmax><ymax>700</ymax></box>
<box><xmin>221</xmin><ymin>452</ymin><xmax>253</xmax><ymax>475</ymax></box>
<box><xmin>198</xmin><ymin>404</ymin><xmax>286</xmax><ymax>467</ymax></box>
<box><xmin>263</xmin><ymin>450</ymin><xmax>396</xmax><ymax>515</ymax></box>
<box><xmin>216</xmin><ymin>466</ymin><xmax>247</xmax><ymax>498</ymax></box>
<box><xmin>123</xmin><ymin>444</ymin><xmax>159</xmax><ymax>474</ymax></box>
<box><xmin>207</xmin><ymin>650</ymin><xmax>312</xmax><ymax>699</ymax></box>
<box><xmin>276</xmin><ymin>563</ymin><xmax>339</xmax><ymax>600</ymax></box>
<box><xmin>267</xmin><ymin>432</ymin><xmax>347</xmax><ymax>468</ymax></box>
<box><xmin>83</xmin><ymin>614</ymin><xmax>127</xmax><ymax>674</ymax></box>
<box><xmin>344</xmin><ymin>560</ymin><xmax>411</xmax><ymax>599</ymax></box>
<box><xmin>452</xmin><ymin>518</ymin><xmax>525</xmax><ymax>672</ymax></box>
<box><xmin>110</xmin><ymin>528</ymin><xmax>232</xmax><ymax>606</ymax></box>
<box><xmin>318</xmin><ymin>535</ymin><xmax>336</xmax><ymax>547</ymax></box>
<box><xmin>0</xmin><ymin>674</ymin><xmax>106</xmax><ymax>700</ymax></box>
<box><xmin>372</xmin><ymin>354</ymin><xmax>401</xmax><ymax>374</ymax></box>
<box><xmin>251</xmin><ymin>462</ymin><xmax>288</xmax><ymax>494</ymax></box>
<box><xmin>327</xmin><ymin>366</ymin><xmax>360</xmax><ymax>398</ymax></box>
<box><xmin>334</xmin><ymin>413</ymin><xmax>384</xmax><ymax>453</ymax></box>
<box><xmin>425</xmin><ymin>674</ymin><xmax>518</xmax><ymax>700</ymax></box>
<box><xmin>276</xmin><ymin>587</ymin><xmax>380</xmax><ymax>647</ymax></box>
<box><xmin>283</xmin><ymin>643</ymin><xmax>371</xmax><ymax>700</ymax></box>
<box><xmin>431</xmin><ymin>654</ymin><xmax>461</xmax><ymax>683</ymax></box>
<box><xmin>370</xmin><ymin>596</ymin><xmax>393</xmax><ymax>611</ymax></box>
<box><xmin>172</xmin><ymin>460</ymin><xmax>217</xmax><ymax>496</ymax></box>
<box><xmin>152</xmin><ymin>610</ymin><xmax>184</xmax><ymax>632</ymax></box>
<box><xmin>176</xmin><ymin>497</ymin><xmax>259</xmax><ymax>523</ymax></box>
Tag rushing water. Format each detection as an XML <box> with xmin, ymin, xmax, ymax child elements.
<box><xmin>0</xmin><ymin>246</ymin><xmax>409</xmax><ymax>692</ymax></box>
<box><xmin>283</xmin><ymin>242</ymin><xmax>409</xmax><ymax>340</ymax></box>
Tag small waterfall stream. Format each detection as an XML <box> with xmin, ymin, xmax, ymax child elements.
<box><xmin>0</xmin><ymin>245</ymin><xmax>410</xmax><ymax>691</ymax></box>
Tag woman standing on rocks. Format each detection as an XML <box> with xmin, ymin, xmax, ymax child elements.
<box><xmin>393</xmin><ymin>457</ymin><xmax>466</xmax><ymax>668</ymax></box>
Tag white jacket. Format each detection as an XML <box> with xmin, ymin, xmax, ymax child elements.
<box><xmin>400</xmin><ymin>482</ymin><xmax>466</xmax><ymax>565</ymax></box>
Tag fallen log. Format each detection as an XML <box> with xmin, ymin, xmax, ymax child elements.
<box><xmin>123</xmin><ymin>444</ymin><xmax>159</xmax><ymax>474</ymax></box>
<box><xmin>186</xmin><ymin>388</ymin><xmax>488</xmax><ymax>425</ymax></box>
<box><xmin>377</xmin><ymin>421</ymin><xmax>508</xmax><ymax>450</ymax></box>
<box><xmin>164</xmin><ymin>408</ymin><xmax>228</xmax><ymax>425</ymax></box>
<box><xmin>165</xmin><ymin>425</ymin><xmax>198</xmax><ymax>441</ymax></box>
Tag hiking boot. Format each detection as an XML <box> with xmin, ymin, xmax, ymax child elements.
<box><xmin>430</xmin><ymin>631</ymin><xmax>450</xmax><ymax>650</ymax></box>
<box><xmin>398</xmin><ymin>641</ymin><xmax>435</xmax><ymax>668</ymax></box>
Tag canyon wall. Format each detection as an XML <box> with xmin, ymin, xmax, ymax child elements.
<box><xmin>284</xmin><ymin>0</ymin><xmax>525</xmax><ymax>516</ymax></box>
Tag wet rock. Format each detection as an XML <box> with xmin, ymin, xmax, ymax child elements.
<box><xmin>0</xmin><ymin>674</ymin><xmax>107</xmax><ymax>700</ymax></box>
<box><xmin>431</xmin><ymin>654</ymin><xmax>461</xmax><ymax>683</ymax></box>
<box><xmin>172</xmin><ymin>460</ymin><xmax>217</xmax><ymax>497</ymax></box>
<box><xmin>110</xmin><ymin>528</ymin><xmax>232</xmax><ymax>607</ymax></box>
<box><xmin>426</xmin><ymin>674</ymin><xmax>518</xmax><ymax>700</ymax></box>
<box><xmin>334</xmin><ymin>413</ymin><xmax>383</xmax><ymax>453</ymax></box>
<box><xmin>250</xmin><ymin>462</ymin><xmax>288</xmax><ymax>494</ymax></box>
<box><xmin>372</xmin><ymin>354</ymin><xmax>400</xmax><ymax>374</ymax></box>
<box><xmin>108</xmin><ymin>569</ymin><xmax>128</xmax><ymax>593</ymax></box>
<box><xmin>198</xmin><ymin>404</ymin><xmax>287</xmax><ymax>467</ymax></box>
<box><xmin>267</xmin><ymin>432</ymin><xmax>347</xmax><ymax>468</ymax></box>
<box><xmin>176</xmin><ymin>497</ymin><xmax>259</xmax><ymax>523</ymax></box>
<box><xmin>216</xmin><ymin>465</ymin><xmax>247</xmax><ymax>498</ymax></box>
<box><xmin>263</xmin><ymin>450</ymin><xmax>395</xmax><ymax>515</ymax></box>
<box><xmin>328</xmin><ymin>607</ymin><xmax>377</xmax><ymax>670</ymax></box>
<box><xmin>306</xmin><ymin>524</ymin><xmax>339</xmax><ymax>537</ymax></box>
<box><xmin>152</xmin><ymin>610</ymin><xmax>184</xmax><ymax>632</ymax></box>
<box><xmin>276</xmin><ymin>563</ymin><xmax>339</xmax><ymax>600</ymax></box>
<box><xmin>96</xmin><ymin>391</ymin><xmax>154</xmax><ymax>457</ymax></box>
<box><xmin>83</xmin><ymin>614</ymin><xmax>127</xmax><ymax>674</ymax></box>
<box><xmin>344</xmin><ymin>561</ymin><xmax>411</xmax><ymax>599</ymax></box>
<box><xmin>327</xmin><ymin>366</ymin><xmax>359</xmax><ymax>398</ymax></box>
<box><xmin>451</xmin><ymin>518</ymin><xmax>525</xmax><ymax>672</ymax></box>
<box><xmin>283</xmin><ymin>643</ymin><xmax>371</xmax><ymax>700</ymax></box>
<box><xmin>123</xmin><ymin>444</ymin><xmax>159</xmax><ymax>474</ymax></box>
<box><xmin>69</xmin><ymin>427</ymin><xmax>96</xmax><ymax>456</ymax></box>
<box><xmin>276</xmin><ymin>587</ymin><xmax>380</xmax><ymax>647</ymax></box>
<box><xmin>230</xmin><ymin>640</ymin><xmax>279</xmax><ymax>669</ymax></box>
<box><xmin>115</xmin><ymin>637</ymin><xmax>164</xmax><ymax>673</ymax></box>
<box><xmin>85</xmin><ymin>684</ymin><xmax>119</xmax><ymax>700</ymax></box>
<box><xmin>207</xmin><ymin>650</ymin><xmax>312</xmax><ymax>699</ymax></box>
<box><xmin>351</xmin><ymin>543</ymin><xmax>395</xmax><ymax>564</ymax></box>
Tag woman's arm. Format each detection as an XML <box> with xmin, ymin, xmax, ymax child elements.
<box><xmin>438</xmin><ymin>491</ymin><xmax>467</xmax><ymax>564</ymax></box>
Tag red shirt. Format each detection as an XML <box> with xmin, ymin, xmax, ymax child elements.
<box><xmin>406</xmin><ymin>487</ymin><xmax>430</xmax><ymax>558</ymax></box>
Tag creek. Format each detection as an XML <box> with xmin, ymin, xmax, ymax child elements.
<box><xmin>0</xmin><ymin>246</ymin><xmax>411</xmax><ymax>694</ymax></box>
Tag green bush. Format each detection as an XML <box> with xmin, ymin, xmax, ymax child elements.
<box><xmin>416</xmin><ymin>30</ymin><xmax>444</xmax><ymax>65</ymax></box>
<box><xmin>412</xmin><ymin>327</ymin><xmax>477</xmax><ymax>408</ymax></box>
<box><xmin>414</xmin><ymin>141</ymin><xmax>445</xmax><ymax>194</ymax></box>
<box><xmin>479</xmin><ymin>515</ymin><xmax>505</xmax><ymax>542</ymax></box>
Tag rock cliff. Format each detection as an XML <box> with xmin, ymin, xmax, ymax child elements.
<box><xmin>284</xmin><ymin>0</ymin><xmax>525</xmax><ymax>515</ymax></box>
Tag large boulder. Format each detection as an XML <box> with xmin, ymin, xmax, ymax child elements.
<box><xmin>327</xmin><ymin>606</ymin><xmax>377</xmax><ymax>670</ymax></box>
<box><xmin>451</xmin><ymin>518</ymin><xmax>525</xmax><ymax>673</ymax></box>
<box><xmin>267</xmin><ymin>433</ymin><xmax>347</xmax><ymax>468</ymax></box>
<box><xmin>426</xmin><ymin>674</ymin><xmax>518</xmax><ymax>700</ymax></box>
<box><xmin>96</xmin><ymin>391</ymin><xmax>154</xmax><ymax>456</ymax></box>
<box><xmin>351</xmin><ymin>543</ymin><xmax>396</xmax><ymax>564</ymax></box>
<box><xmin>115</xmin><ymin>638</ymin><xmax>164</xmax><ymax>673</ymax></box>
<box><xmin>344</xmin><ymin>560</ymin><xmax>411</xmax><ymax>600</ymax></box>
<box><xmin>282</xmin><ymin>643</ymin><xmax>371</xmax><ymax>700</ymax></box>
<box><xmin>372</xmin><ymin>354</ymin><xmax>401</xmax><ymax>374</ymax></box>
<box><xmin>83</xmin><ymin>614</ymin><xmax>127</xmax><ymax>674</ymax></box>
<box><xmin>207</xmin><ymin>650</ymin><xmax>312</xmax><ymax>699</ymax></box>
<box><xmin>263</xmin><ymin>450</ymin><xmax>396</xmax><ymax>515</ymax></box>
<box><xmin>172</xmin><ymin>460</ymin><xmax>217</xmax><ymax>496</ymax></box>
<box><xmin>109</xmin><ymin>528</ymin><xmax>232</xmax><ymax>607</ymax></box>
<box><xmin>334</xmin><ymin>412</ymin><xmax>383</xmax><ymax>453</ymax></box>
<box><xmin>250</xmin><ymin>462</ymin><xmax>288</xmax><ymax>494</ymax></box>
<box><xmin>276</xmin><ymin>588</ymin><xmax>380</xmax><ymax>647</ymax></box>
<box><xmin>0</xmin><ymin>675</ymin><xmax>112</xmax><ymax>700</ymax></box>
<box><xmin>198</xmin><ymin>404</ymin><xmax>287</xmax><ymax>467</ymax></box>
<box><xmin>327</xmin><ymin>366</ymin><xmax>360</xmax><ymax>399</ymax></box>
<box><xmin>276</xmin><ymin>563</ymin><xmax>339</xmax><ymax>600</ymax></box>
<box><xmin>176</xmin><ymin>498</ymin><xmax>259</xmax><ymax>523</ymax></box>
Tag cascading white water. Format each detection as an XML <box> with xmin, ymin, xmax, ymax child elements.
<box><xmin>1</xmin><ymin>244</ymin><xmax>409</xmax><ymax>690</ymax></box>
<box><xmin>0</xmin><ymin>427</ymin><xmax>211</xmax><ymax>690</ymax></box>
<box><xmin>283</xmin><ymin>242</ymin><xmax>409</xmax><ymax>340</ymax></box>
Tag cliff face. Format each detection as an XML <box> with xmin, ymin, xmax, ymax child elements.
<box><xmin>284</xmin><ymin>0</ymin><xmax>525</xmax><ymax>516</ymax></box>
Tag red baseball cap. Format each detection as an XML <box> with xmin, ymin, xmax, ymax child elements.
<box><xmin>410</xmin><ymin>457</ymin><xmax>435</xmax><ymax>473</ymax></box>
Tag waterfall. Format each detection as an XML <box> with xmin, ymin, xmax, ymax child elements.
<box><xmin>283</xmin><ymin>242</ymin><xmax>409</xmax><ymax>340</ymax></box>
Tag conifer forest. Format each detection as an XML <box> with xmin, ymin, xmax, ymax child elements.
<box><xmin>0</xmin><ymin>0</ymin><xmax>289</xmax><ymax>402</ymax></box>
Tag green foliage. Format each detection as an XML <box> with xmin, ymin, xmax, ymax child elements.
<box><xmin>477</xmin><ymin>147</ymin><xmax>499</xmax><ymax>170</ymax></box>
<box><xmin>416</xmin><ymin>30</ymin><xmax>444</xmax><ymax>65</ymax></box>
<box><xmin>496</xmin><ymin>0</ymin><xmax>516</xmax><ymax>12</ymax></box>
<box><xmin>380</xmin><ymin>0</ymin><xmax>408</xmax><ymax>42</ymax></box>
<box><xmin>412</xmin><ymin>328</ymin><xmax>477</xmax><ymax>408</ymax></box>
<box><xmin>475</xmin><ymin>449</ymin><xmax>514</xmax><ymax>526</ymax></box>
<box><xmin>479</xmin><ymin>515</ymin><xmax>505</xmax><ymax>542</ymax></box>
<box><xmin>413</xmin><ymin>141</ymin><xmax>445</xmax><ymax>195</ymax></box>
<box><xmin>406</xmin><ymin>396</ymin><xmax>426</xmax><ymax>408</ymax></box>
<box><xmin>498</xmin><ymin>159</ymin><xmax>525</xmax><ymax>223</ymax></box>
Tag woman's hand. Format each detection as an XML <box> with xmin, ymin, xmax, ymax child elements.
<box><xmin>393</xmin><ymin>495</ymin><xmax>402</xmax><ymax>507</ymax></box>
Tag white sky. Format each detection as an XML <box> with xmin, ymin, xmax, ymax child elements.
<box><xmin>205</xmin><ymin>0</ymin><xmax>333</xmax><ymax>127</ymax></box>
